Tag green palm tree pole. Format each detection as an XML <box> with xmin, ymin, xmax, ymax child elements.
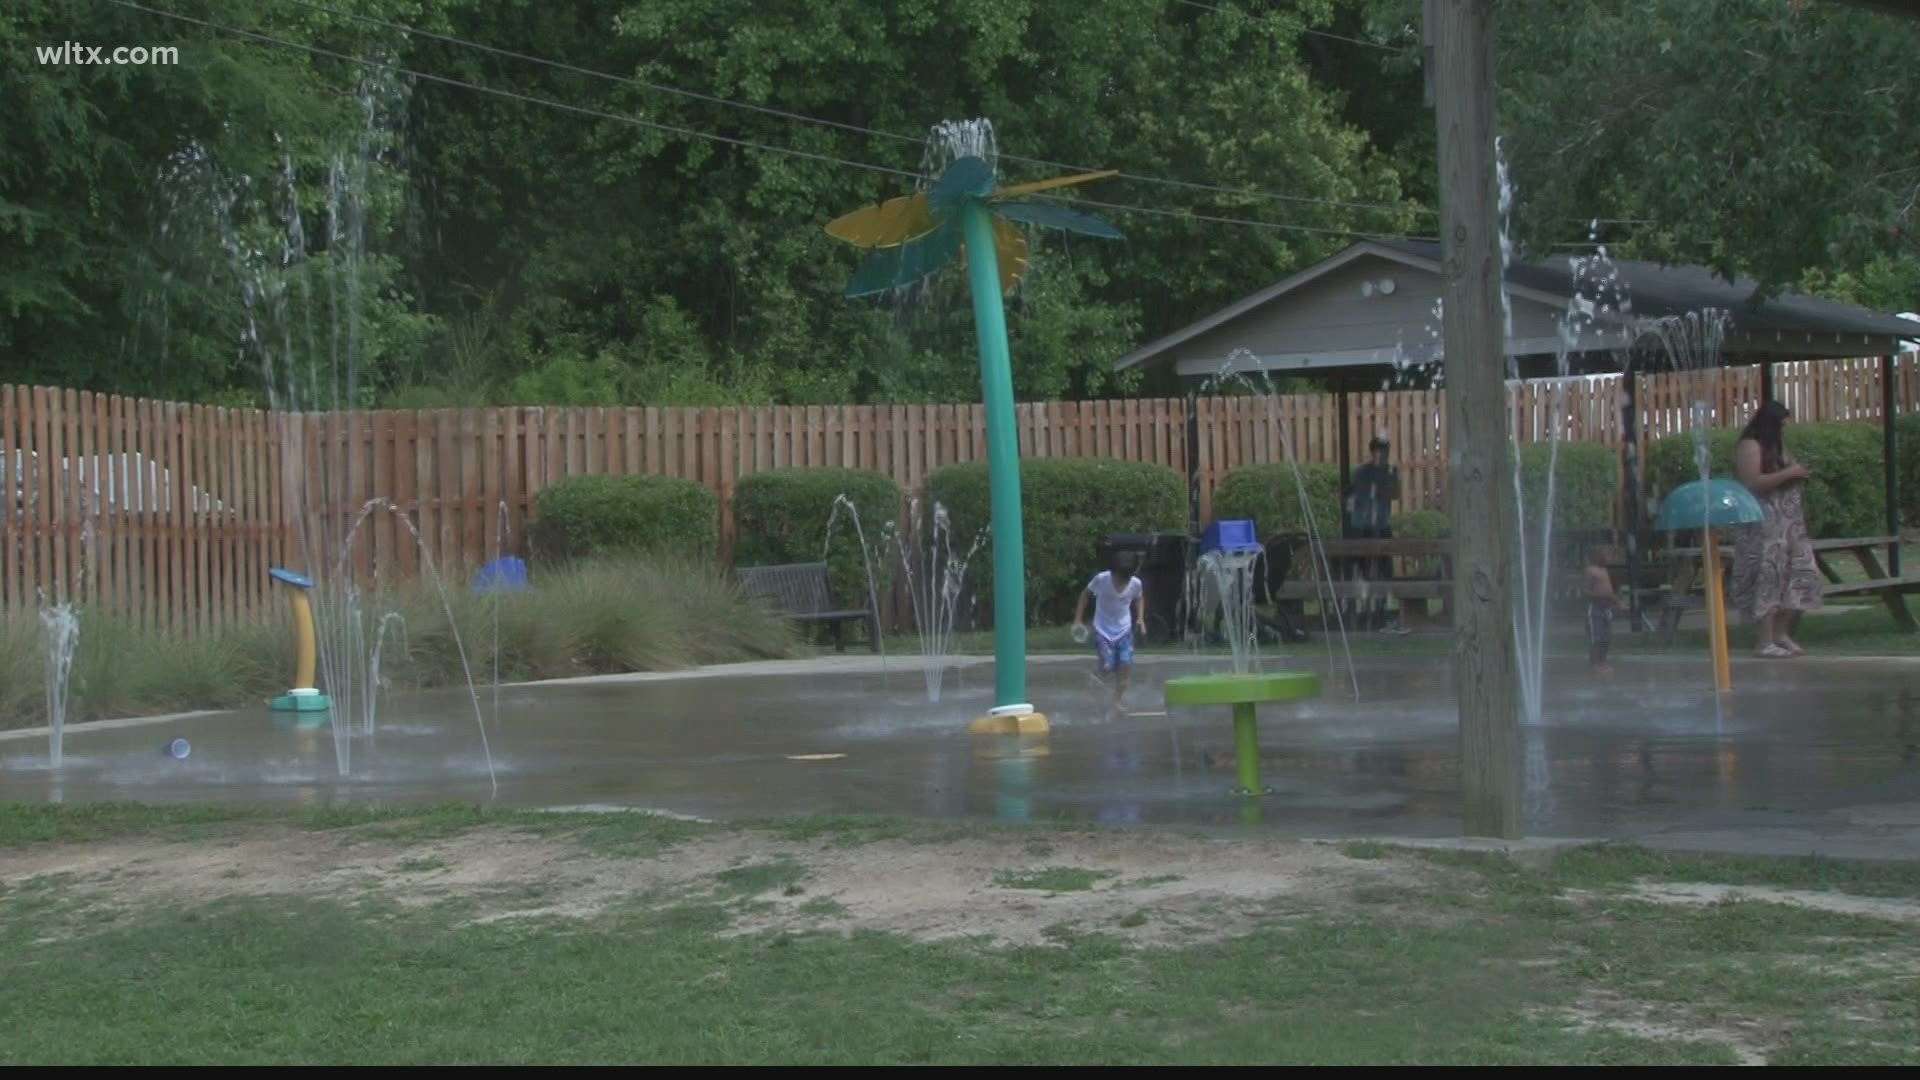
<box><xmin>826</xmin><ymin>150</ymin><xmax>1122</xmax><ymax>733</ymax></box>
<box><xmin>957</xmin><ymin>199</ymin><xmax>1028</xmax><ymax>712</ymax></box>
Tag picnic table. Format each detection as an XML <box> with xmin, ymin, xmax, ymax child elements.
<box><xmin>1661</xmin><ymin>534</ymin><xmax>1919</xmax><ymax>635</ymax></box>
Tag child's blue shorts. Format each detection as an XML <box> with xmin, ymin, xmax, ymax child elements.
<box><xmin>1095</xmin><ymin>630</ymin><xmax>1134</xmax><ymax>672</ymax></box>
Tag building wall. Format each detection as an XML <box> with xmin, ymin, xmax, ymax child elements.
<box><xmin>1174</xmin><ymin>253</ymin><xmax>1567</xmax><ymax>367</ymax></box>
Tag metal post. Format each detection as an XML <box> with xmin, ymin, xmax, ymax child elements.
<box><xmin>1186</xmin><ymin>387</ymin><xmax>1202</xmax><ymax>540</ymax></box>
<box><xmin>1760</xmin><ymin>360</ymin><xmax>1775</xmax><ymax>405</ymax></box>
<box><xmin>1430</xmin><ymin>0</ymin><xmax>1521</xmax><ymax>838</ymax></box>
<box><xmin>959</xmin><ymin>201</ymin><xmax>1028</xmax><ymax>713</ymax></box>
<box><xmin>1704</xmin><ymin>531</ymin><xmax>1732</xmax><ymax>693</ymax></box>
<box><xmin>1232</xmin><ymin>702</ymin><xmax>1262</xmax><ymax>794</ymax></box>
<box><xmin>1186</xmin><ymin>387</ymin><xmax>1202</xmax><ymax>636</ymax></box>
<box><xmin>1622</xmin><ymin>367</ymin><xmax>1643</xmax><ymax>630</ymax></box>
<box><xmin>1337</xmin><ymin>384</ymin><xmax>1353</xmax><ymax>536</ymax></box>
<box><xmin>1886</xmin><ymin>354</ymin><xmax>1901</xmax><ymax>576</ymax></box>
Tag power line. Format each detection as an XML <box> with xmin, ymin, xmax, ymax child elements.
<box><xmin>107</xmin><ymin>1</ymin><xmax>919</xmax><ymax>181</ymax></box>
<box><xmin>1046</xmin><ymin>194</ymin><xmax>1439</xmax><ymax>242</ymax></box>
<box><xmin>265</xmin><ymin>0</ymin><xmax>1435</xmax><ymax>219</ymax></box>
<box><xmin>278</xmin><ymin>0</ymin><xmax>929</xmax><ymax>151</ymax></box>
<box><xmin>109</xmin><ymin>0</ymin><xmax>1444</xmax><ymax>244</ymax></box>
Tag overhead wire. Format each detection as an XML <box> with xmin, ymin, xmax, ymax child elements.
<box><xmin>263</xmin><ymin>0</ymin><xmax>1438</xmax><ymax>219</ymax></box>
<box><xmin>107</xmin><ymin>0</ymin><xmax>921</xmax><ymax>181</ymax></box>
<box><xmin>108</xmin><ymin>0</ymin><xmax>1450</xmax><ymax>243</ymax></box>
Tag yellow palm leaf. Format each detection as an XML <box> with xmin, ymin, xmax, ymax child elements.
<box><xmin>991</xmin><ymin>169</ymin><xmax>1118</xmax><ymax>199</ymax></box>
<box><xmin>824</xmin><ymin>192</ymin><xmax>937</xmax><ymax>248</ymax></box>
<box><xmin>995</xmin><ymin>218</ymin><xmax>1029</xmax><ymax>295</ymax></box>
<box><xmin>956</xmin><ymin>218</ymin><xmax>1032</xmax><ymax>296</ymax></box>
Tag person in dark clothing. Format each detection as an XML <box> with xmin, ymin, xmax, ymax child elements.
<box><xmin>1343</xmin><ymin>435</ymin><xmax>1409</xmax><ymax>634</ymax></box>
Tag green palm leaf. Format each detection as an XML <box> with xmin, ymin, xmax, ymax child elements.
<box><xmin>993</xmin><ymin>200</ymin><xmax>1123</xmax><ymax>239</ymax></box>
<box><xmin>845</xmin><ymin>217</ymin><xmax>965</xmax><ymax>297</ymax></box>
<box><xmin>929</xmin><ymin>156</ymin><xmax>996</xmax><ymax>213</ymax></box>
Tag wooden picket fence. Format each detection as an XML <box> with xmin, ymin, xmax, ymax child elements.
<box><xmin>3</xmin><ymin>356</ymin><xmax>1913</xmax><ymax>635</ymax></box>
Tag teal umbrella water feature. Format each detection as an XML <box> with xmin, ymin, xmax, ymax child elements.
<box><xmin>1654</xmin><ymin>478</ymin><xmax>1766</xmax><ymax>532</ymax></box>
<box><xmin>1654</xmin><ymin>479</ymin><xmax>1766</xmax><ymax>692</ymax></box>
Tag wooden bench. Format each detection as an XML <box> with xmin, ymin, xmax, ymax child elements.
<box><xmin>1273</xmin><ymin>579</ymin><xmax>1454</xmax><ymax>621</ymax></box>
<box><xmin>1254</xmin><ymin>536</ymin><xmax>1455</xmax><ymax>623</ymax></box>
<box><xmin>734</xmin><ymin>561</ymin><xmax>879</xmax><ymax>652</ymax></box>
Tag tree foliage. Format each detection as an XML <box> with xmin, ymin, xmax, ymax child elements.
<box><xmin>3</xmin><ymin>0</ymin><xmax>1916</xmax><ymax>408</ymax></box>
<box><xmin>1497</xmin><ymin>0</ymin><xmax>1920</xmax><ymax>296</ymax></box>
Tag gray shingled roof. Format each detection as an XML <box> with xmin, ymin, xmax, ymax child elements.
<box><xmin>1379</xmin><ymin>239</ymin><xmax>1920</xmax><ymax>340</ymax></box>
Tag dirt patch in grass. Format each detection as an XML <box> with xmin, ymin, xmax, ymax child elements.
<box><xmin>1619</xmin><ymin>882</ymin><xmax>1920</xmax><ymax>924</ymax></box>
<box><xmin>0</xmin><ymin>826</ymin><xmax>768</xmax><ymax>926</ymax></box>
<box><xmin>0</xmin><ymin>823</ymin><xmax>1439</xmax><ymax>948</ymax></box>
<box><xmin>719</xmin><ymin>830</ymin><xmax>1442</xmax><ymax>946</ymax></box>
<box><xmin>1552</xmin><ymin>990</ymin><xmax>1781</xmax><ymax>1066</ymax></box>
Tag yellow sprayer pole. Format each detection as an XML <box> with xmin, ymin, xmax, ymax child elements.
<box><xmin>1703</xmin><ymin>528</ymin><xmax>1732</xmax><ymax>693</ymax></box>
<box><xmin>289</xmin><ymin>589</ymin><xmax>317</xmax><ymax>692</ymax></box>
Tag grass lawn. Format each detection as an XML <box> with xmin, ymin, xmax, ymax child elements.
<box><xmin>2</xmin><ymin>803</ymin><xmax>1916</xmax><ymax>1065</ymax></box>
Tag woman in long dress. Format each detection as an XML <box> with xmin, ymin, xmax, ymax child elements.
<box><xmin>1728</xmin><ymin>400</ymin><xmax>1822</xmax><ymax>658</ymax></box>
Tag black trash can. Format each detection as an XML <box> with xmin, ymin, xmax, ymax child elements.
<box><xmin>1095</xmin><ymin>531</ymin><xmax>1189</xmax><ymax>644</ymax></box>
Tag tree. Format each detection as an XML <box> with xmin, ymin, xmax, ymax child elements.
<box><xmin>5</xmin><ymin>0</ymin><xmax>1422</xmax><ymax>405</ymax></box>
<box><xmin>0</xmin><ymin>0</ymin><xmax>453</xmax><ymax>401</ymax></box>
<box><xmin>1496</xmin><ymin>0</ymin><xmax>1920</xmax><ymax>297</ymax></box>
<box><xmin>395</xmin><ymin>0</ymin><xmax>1417</xmax><ymax>404</ymax></box>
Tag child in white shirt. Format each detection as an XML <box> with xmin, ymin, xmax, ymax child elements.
<box><xmin>1073</xmin><ymin>551</ymin><xmax>1147</xmax><ymax>707</ymax></box>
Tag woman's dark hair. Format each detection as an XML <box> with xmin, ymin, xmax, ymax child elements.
<box><xmin>1739</xmin><ymin>400</ymin><xmax>1790</xmax><ymax>471</ymax></box>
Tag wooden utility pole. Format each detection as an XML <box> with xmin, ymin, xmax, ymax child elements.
<box><xmin>1428</xmin><ymin>0</ymin><xmax>1522</xmax><ymax>838</ymax></box>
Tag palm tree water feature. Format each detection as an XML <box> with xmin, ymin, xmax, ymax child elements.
<box><xmin>827</xmin><ymin>118</ymin><xmax>1124</xmax><ymax>736</ymax></box>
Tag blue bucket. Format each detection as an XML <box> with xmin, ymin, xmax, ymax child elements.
<box><xmin>1202</xmin><ymin>518</ymin><xmax>1262</xmax><ymax>555</ymax></box>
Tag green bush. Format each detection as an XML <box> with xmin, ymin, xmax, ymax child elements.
<box><xmin>1385</xmin><ymin>509</ymin><xmax>1451</xmax><ymax>578</ymax></box>
<box><xmin>926</xmin><ymin>458</ymin><xmax>1185</xmax><ymax>624</ymax></box>
<box><xmin>529</xmin><ymin>474</ymin><xmax>718</xmax><ymax>563</ymax></box>
<box><xmin>1391</xmin><ymin>509</ymin><xmax>1450</xmax><ymax>539</ymax></box>
<box><xmin>1645</xmin><ymin>421</ymin><xmax>1886</xmax><ymax>538</ymax></box>
<box><xmin>731</xmin><ymin>467</ymin><xmax>901</xmax><ymax>608</ymax></box>
<box><xmin>1513</xmin><ymin>441</ymin><xmax>1620</xmax><ymax>530</ymax></box>
<box><xmin>1211</xmin><ymin>463</ymin><xmax>1341</xmax><ymax>536</ymax></box>
<box><xmin>1213</xmin><ymin>445</ymin><xmax>1616</xmax><ymax>537</ymax></box>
